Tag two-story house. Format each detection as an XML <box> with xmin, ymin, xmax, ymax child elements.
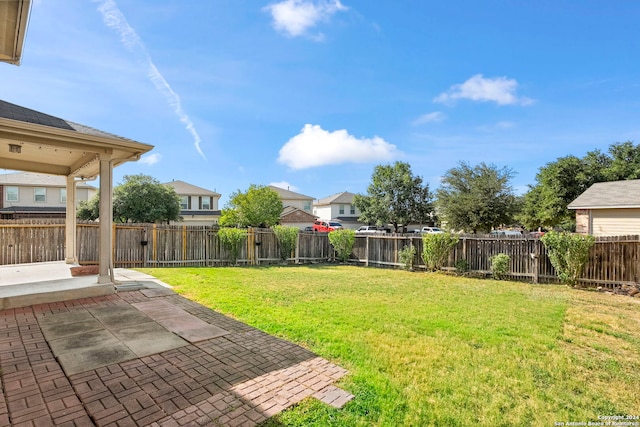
<box><xmin>313</xmin><ymin>191</ymin><xmax>362</xmax><ymax>230</ymax></box>
<box><xmin>0</xmin><ymin>172</ymin><xmax>97</xmax><ymax>219</ymax></box>
<box><xmin>164</xmin><ymin>180</ymin><xmax>221</xmax><ymax>226</ymax></box>
<box><xmin>268</xmin><ymin>185</ymin><xmax>317</xmax><ymax>229</ymax></box>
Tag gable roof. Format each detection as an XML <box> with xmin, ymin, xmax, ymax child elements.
<box><xmin>268</xmin><ymin>185</ymin><xmax>314</xmax><ymax>200</ymax></box>
<box><xmin>164</xmin><ymin>180</ymin><xmax>220</xmax><ymax>197</ymax></box>
<box><xmin>0</xmin><ymin>172</ymin><xmax>96</xmax><ymax>189</ymax></box>
<box><xmin>0</xmin><ymin>100</ymin><xmax>137</xmax><ymax>141</ymax></box>
<box><xmin>0</xmin><ymin>99</ymin><xmax>153</xmax><ymax>179</ymax></box>
<box><xmin>316</xmin><ymin>191</ymin><xmax>357</xmax><ymax>205</ymax></box>
<box><xmin>281</xmin><ymin>205</ymin><xmax>317</xmax><ymax>220</ymax></box>
<box><xmin>568</xmin><ymin>179</ymin><xmax>640</xmax><ymax>209</ymax></box>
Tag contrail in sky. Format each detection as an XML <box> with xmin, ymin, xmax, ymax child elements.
<box><xmin>94</xmin><ymin>0</ymin><xmax>206</xmax><ymax>159</ymax></box>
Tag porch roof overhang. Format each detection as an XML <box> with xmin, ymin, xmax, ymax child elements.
<box><xmin>0</xmin><ymin>0</ymin><xmax>30</xmax><ymax>65</ymax></box>
<box><xmin>0</xmin><ymin>116</ymin><xmax>153</xmax><ymax>179</ymax></box>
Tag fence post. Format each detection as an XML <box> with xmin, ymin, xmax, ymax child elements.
<box><xmin>532</xmin><ymin>239</ymin><xmax>540</xmax><ymax>284</ymax></box>
<box><xmin>365</xmin><ymin>236</ymin><xmax>370</xmax><ymax>267</ymax></box>
<box><xmin>295</xmin><ymin>232</ymin><xmax>300</xmax><ymax>264</ymax></box>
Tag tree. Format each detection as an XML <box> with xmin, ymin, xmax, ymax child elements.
<box><xmin>219</xmin><ymin>184</ymin><xmax>283</xmax><ymax>228</ymax></box>
<box><xmin>518</xmin><ymin>141</ymin><xmax>640</xmax><ymax>230</ymax></box>
<box><xmin>353</xmin><ymin>161</ymin><xmax>434</xmax><ymax>233</ymax></box>
<box><xmin>112</xmin><ymin>174</ymin><xmax>181</xmax><ymax>223</ymax></box>
<box><xmin>604</xmin><ymin>141</ymin><xmax>640</xmax><ymax>180</ymax></box>
<box><xmin>77</xmin><ymin>193</ymin><xmax>99</xmax><ymax>220</ymax></box>
<box><xmin>76</xmin><ymin>174</ymin><xmax>181</xmax><ymax>223</ymax></box>
<box><xmin>436</xmin><ymin>162</ymin><xmax>518</xmax><ymax>233</ymax></box>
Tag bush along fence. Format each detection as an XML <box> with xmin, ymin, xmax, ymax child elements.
<box><xmin>0</xmin><ymin>221</ymin><xmax>639</xmax><ymax>289</ymax></box>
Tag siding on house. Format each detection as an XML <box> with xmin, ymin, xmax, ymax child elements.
<box><xmin>590</xmin><ymin>208</ymin><xmax>640</xmax><ymax>236</ymax></box>
<box><xmin>568</xmin><ymin>179</ymin><xmax>640</xmax><ymax>236</ymax></box>
<box><xmin>313</xmin><ymin>191</ymin><xmax>361</xmax><ymax>228</ymax></box>
<box><xmin>0</xmin><ymin>172</ymin><xmax>97</xmax><ymax>219</ymax></box>
<box><xmin>163</xmin><ymin>180</ymin><xmax>221</xmax><ymax>226</ymax></box>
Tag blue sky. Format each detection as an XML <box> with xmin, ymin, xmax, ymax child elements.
<box><xmin>2</xmin><ymin>0</ymin><xmax>639</xmax><ymax>205</ymax></box>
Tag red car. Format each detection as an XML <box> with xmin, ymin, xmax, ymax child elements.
<box><xmin>312</xmin><ymin>220</ymin><xmax>343</xmax><ymax>232</ymax></box>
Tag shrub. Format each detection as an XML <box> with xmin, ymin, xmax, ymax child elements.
<box><xmin>272</xmin><ymin>225</ymin><xmax>299</xmax><ymax>262</ymax></box>
<box><xmin>422</xmin><ymin>232</ymin><xmax>459</xmax><ymax>271</ymax></box>
<box><xmin>217</xmin><ymin>227</ymin><xmax>247</xmax><ymax>265</ymax></box>
<box><xmin>541</xmin><ymin>231</ymin><xmax>595</xmax><ymax>286</ymax></box>
<box><xmin>490</xmin><ymin>253</ymin><xmax>510</xmax><ymax>280</ymax></box>
<box><xmin>455</xmin><ymin>258</ymin><xmax>469</xmax><ymax>273</ymax></box>
<box><xmin>328</xmin><ymin>229</ymin><xmax>356</xmax><ymax>262</ymax></box>
<box><xmin>399</xmin><ymin>244</ymin><xmax>417</xmax><ymax>271</ymax></box>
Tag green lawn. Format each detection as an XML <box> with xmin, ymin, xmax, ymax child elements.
<box><xmin>139</xmin><ymin>266</ymin><xmax>640</xmax><ymax>426</ymax></box>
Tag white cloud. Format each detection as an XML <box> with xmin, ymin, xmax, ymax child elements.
<box><xmin>269</xmin><ymin>181</ymin><xmax>300</xmax><ymax>192</ymax></box>
<box><xmin>139</xmin><ymin>153</ymin><xmax>161</xmax><ymax>165</ymax></box>
<box><xmin>412</xmin><ymin>111</ymin><xmax>446</xmax><ymax>125</ymax></box>
<box><xmin>278</xmin><ymin>124</ymin><xmax>401</xmax><ymax>170</ymax></box>
<box><xmin>94</xmin><ymin>0</ymin><xmax>206</xmax><ymax>159</ymax></box>
<box><xmin>263</xmin><ymin>0</ymin><xmax>347</xmax><ymax>38</ymax></box>
<box><xmin>434</xmin><ymin>74</ymin><xmax>533</xmax><ymax>106</ymax></box>
<box><xmin>476</xmin><ymin>121</ymin><xmax>516</xmax><ymax>132</ymax></box>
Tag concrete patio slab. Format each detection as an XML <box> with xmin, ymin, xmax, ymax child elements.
<box><xmin>111</xmin><ymin>321</ymin><xmax>188</xmax><ymax>357</ymax></box>
<box><xmin>40</xmin><ymin>316</ymin><xmax>104</xmax><ymax>339</ymax></box>
<box><xmin>56</xmin><ymin>341</ymin><xmax>138</xmax><ymax>376</ymax></box>
<box><xmin>131</xmin><ymin>299</ymin><xmax>185</xmax><ymax>319</ymax></box>
<box><xmin>154</xmin><ymin>315</ymin><xmax>230</xmax><ymax>343</ymax></box>
<box><xmin>47</xmin><ymin>329</ymin><xmax>119</xmax><ymax>354</ymax></box>
<box><xmin>88</xmin><ymin>304</ymin><xmax>152</xmax><ymax>327</ymax></box>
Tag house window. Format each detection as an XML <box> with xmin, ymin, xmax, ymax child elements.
<box><xmin>6</xmin><ymin>186</ymin><xmax>18</xmax><ymax>202</ymax></box>
<box><xmin>60</xmin><ymin>189</ymin><xmax>67</xmax><ymax>203</ymax></box>
<box><xmin>180</xmin><ymin>196</ymin><xmax>189</xmax><ymax>210</ymax></box>
<box><xmin>202</xmin><ymin>197</ymin><xmax>211</xmax><ymax>210</ymax></box>
<box><xmin>339</xmin><ymin>204</ymin><xmax>345</xmax><ymax>214</ymax></box>
<box><xmin>350</xmin><ymin>205</ymin><xmax>355</xmax><ymax>215</ymax></box>
<box><xmin>303</xmin><ymin>201</ymin><xmax>311</xmax><ymax>211</ymax></box>
<box><xmin>34</xmin><ymin>187</ymin><xmax>46</xmax><ymax>202</ymax></box>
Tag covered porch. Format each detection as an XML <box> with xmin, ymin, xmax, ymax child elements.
<box><xmin>0</xmin><ymin>100</ymin><xmax>154</xmax><ymax>286</ymax></box>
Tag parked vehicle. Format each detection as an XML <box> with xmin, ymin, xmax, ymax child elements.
<box><xmin>356</xmin><ymin>226</ymin><xmax>383</xmax><ymax>234</ymax></box>
<box><xmin>303</xmin><ymin>226</ymin><xmax>314</xmax><ymax>232</ymax></box>
<box><xmin>490</xmin><ymin>230</ymin><xmax>522</xmax><ymax>236</ymax></box>
<box><xmin>312</xmin><ymin>220</ymin><xmax>343</xmax><ymax>232</ymax></box>
<box><xmin>421</xmin><ymin>227</ymin><xmax>444</xmax><ymax>234</ymax></box>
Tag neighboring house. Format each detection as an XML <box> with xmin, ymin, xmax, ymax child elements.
<box><xmin>313</xmin><ymin>191</ymin><xmax>362</xmax><ymax>229</ymax></box>
<box><xmin>568</xmin><ymin>179</ymin><xmax>640</xmax><ymax>236</ymax></box>
<box><xmin>164</xmin><ymin>180</ymin><xmax>221</xmax><ymax>226</ymax></box>
<box><xmin>0</xmin><ymin>172</ymin><xmax>97</xmax><ymax>219</ymax></box>
<box><xmin>268</xmin><ymin>185</ymin><xmax>317</xmax><ymax>229</ymax></box>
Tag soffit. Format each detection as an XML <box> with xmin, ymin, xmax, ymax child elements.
<box><xmin>0</xmin><ymin>0</ymin><xmax>30</xmax><ymax>65</ymax></box>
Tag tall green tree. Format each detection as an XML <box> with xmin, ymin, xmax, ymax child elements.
<box><xmin>518</xmin><ymin>141</ymin><xmax>640</xmax><ymax>230</ymax></box>
<box><xmin>77</xmin><ymin>193</ymin><xmax>100</xmax><ymax>221</ymax></box>
<box><xmin>604</xmin><ymin>141</ymin><xmax>640</xmax><ymax>180</ymax></box>
<box><xmin>353</xmin><ymin>161</ymin><xmax>434</xmax><ymax>232</ymax></box>
<box><xmin>113</xmin><ymin>174</ymin><xmax>181</xmax><ymax>223</ymax></box>
<box><xmin>76</xmin><ymin>174</ymin><xmax>181</xmax><ymax>223</ymax></box>
<box><xmin>219</xmin><ymin>184</ymin><xmax>283</xmax><ymax>228</ymax></box>
<box><xmin>436</xmin><ymin>162</ymin><xmax>518</xmax><ymax>233</ymax></box>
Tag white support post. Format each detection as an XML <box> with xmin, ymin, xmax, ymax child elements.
<box><xmin>98</xmin><ymin>151</ymin><xmax>114</xmax><ymax>284</ymax></box>
<box><xmin>64</xmin><ymin>175</ymin><xmax>78</xmax><ymax>264</ymax></box>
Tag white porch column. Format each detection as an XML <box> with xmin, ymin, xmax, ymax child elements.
<box><xmin>98</xmin><ymin>151</ymin><xmax>114</xmax><ymax>284</ymax></box>
<box><xmin>64</xmin><ymin>175</ymin><xmax>78</xmax><ymax>264</ymax></box>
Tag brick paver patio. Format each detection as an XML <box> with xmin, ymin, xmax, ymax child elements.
<box><xmin>0</xmin><ymin>289</ymin><xmax>353</xmax><ymax>426</ymax></box>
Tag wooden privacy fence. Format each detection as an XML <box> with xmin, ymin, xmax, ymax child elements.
<box><xmin>353</xmin><ymin>233</ymin><xmax>640</xmax><ymax>288</ymax></box>
<box><xmin>0</xmin><ymin>222</ymin><xmax>639</xmax><ymax>288</ymax></box>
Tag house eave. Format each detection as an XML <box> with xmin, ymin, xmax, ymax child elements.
<box><xmin>0</xmin><ymin>0</ymin><xmax>31</xmax><ymax>65</ymax></box>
